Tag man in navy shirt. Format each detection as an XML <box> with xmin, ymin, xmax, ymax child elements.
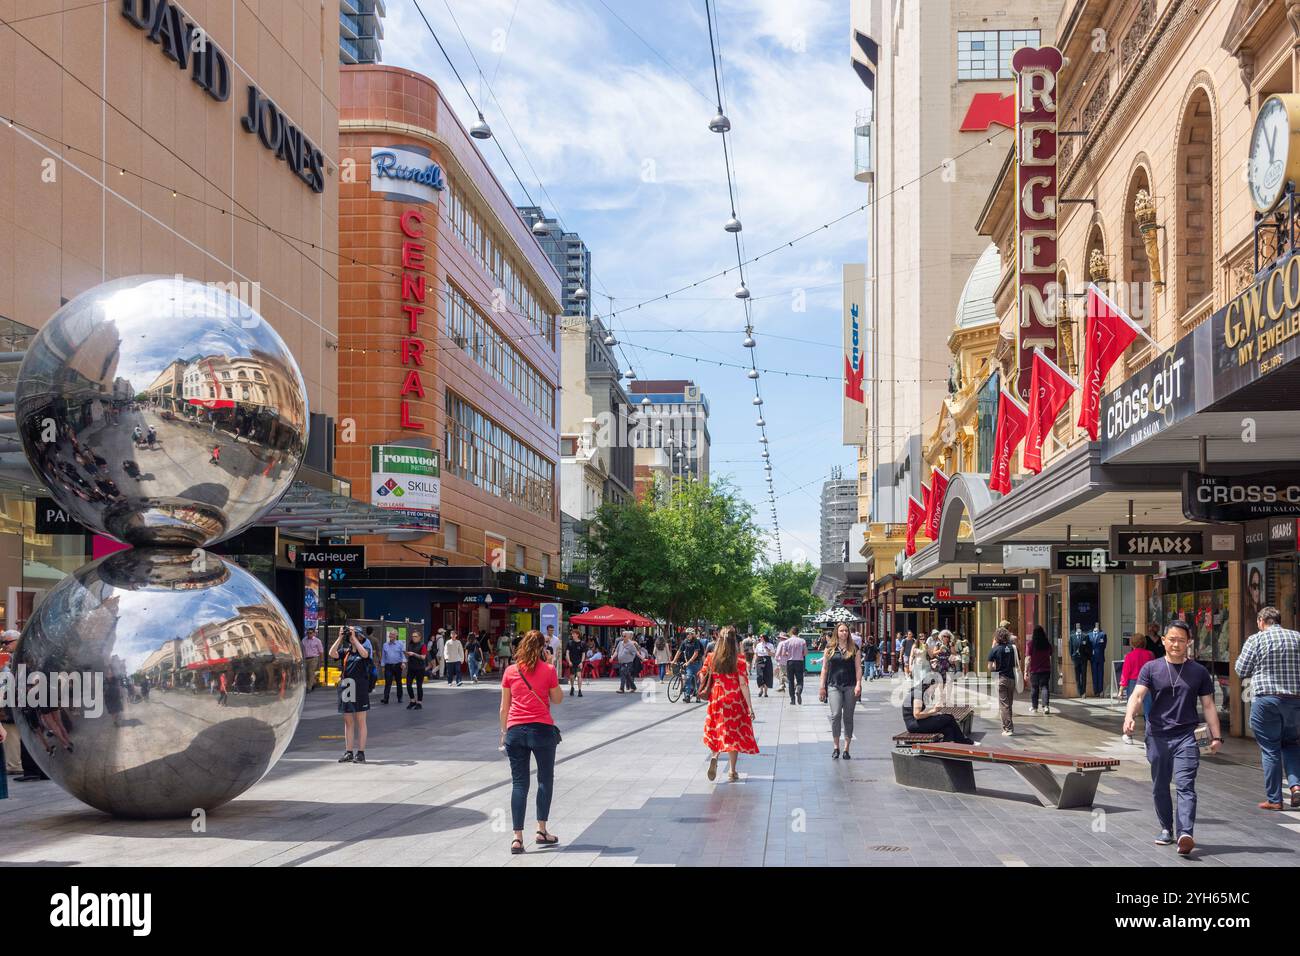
<box><xmin>1123</xmin><ymin>620</ymin><xmax>1223</xmax><ymax>856</ymax></box>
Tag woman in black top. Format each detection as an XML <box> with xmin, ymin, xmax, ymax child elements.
<box><xmin>331</xmin><ymin>626</ymin><xmax>373</xmax><ymax>763</ymax></box>
<box><xmin>818</xmin><ymin>623</ymin><xmax>862</xmax><ymax>759</ymax></box>
<box><xmin>405</xmin><ymin>631</ymin><xmax>427</xmax><ymax>710</ymax></box>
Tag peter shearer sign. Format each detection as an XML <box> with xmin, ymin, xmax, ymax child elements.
<box><xmin>1012</xmin><ymin>46</ymin><xmax>1063</xmax><ymax>402</ymax></box>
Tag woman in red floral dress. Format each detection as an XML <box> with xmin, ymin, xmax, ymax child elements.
<box><xmin>702</xmin><ymin>625</ymin><xmax>758</xmax><ymax>782</ymax></box>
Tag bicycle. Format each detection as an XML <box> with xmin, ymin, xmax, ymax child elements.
<box><xmin>666</xmin><ymin>662</ymin><xmax>685</xmax><ymax>703</ymax></box>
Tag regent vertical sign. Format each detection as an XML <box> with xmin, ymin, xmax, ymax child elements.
<box><xmin>1012</xmin><ymin>46</ymin><xmax>1063</xmax><ymax>402</ymax></box>
<box><xmin>398</xmin><ymin>209</ymin><xmax>428</xmax><ymax>429</ymax></box>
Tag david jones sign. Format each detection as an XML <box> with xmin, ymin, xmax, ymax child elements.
<box><xmin>122</xmin><ymin>0</ymin><xmax>325</xmax><ymax>193</ymax></box>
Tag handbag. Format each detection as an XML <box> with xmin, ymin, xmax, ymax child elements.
<box><xmin>515</xmin><ymin>666</ymin><xmax>562</xmax><ymax>743</ymax></box>
<box><xmin>1011</xmin><ymin>645</ymin><xmax>1025</xmax><ymax>694</ymax></box>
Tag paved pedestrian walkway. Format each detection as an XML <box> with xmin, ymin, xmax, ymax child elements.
<box><xmin>2</xmin><ymin>672</ymin><xmax>1297</xmax><ymax>867</ymax></box>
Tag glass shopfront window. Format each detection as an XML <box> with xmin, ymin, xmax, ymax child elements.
<box><xmin>1151</xmin><ymin>565</ymin><xmax>1230</xmax><ymax>722</ymax></box>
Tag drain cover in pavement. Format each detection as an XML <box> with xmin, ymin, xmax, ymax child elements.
<box><xmin>869</xmin><ymin>845</ymin><xmax>909</xmax><ymax>852</ymax></box>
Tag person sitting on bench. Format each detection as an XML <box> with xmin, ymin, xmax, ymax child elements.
<box><xmin>902</xmin><ymin>678</ymin><xmax>974</xmax><ymax>745</ymax></box>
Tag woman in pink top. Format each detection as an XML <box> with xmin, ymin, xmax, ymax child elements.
<box><xmin>499</xmin><ymin>629</ymin><xmax>563</xmax><ymax>855</ymax></box>
<box><xmin>1120</xmin><ymin>632</ymin><xmax>1156</xmax><ymax>742</ymax></box>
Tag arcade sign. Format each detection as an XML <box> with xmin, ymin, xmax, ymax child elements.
<box><xmin>1012</xmin><ymin>46</ymin><xmax>1064</xmax><ymax>401</ymax></box>
<box><xmin>1109</xmin><ymin>524</ymin><xmax>1243</xmax><ymax>561</ymax></box>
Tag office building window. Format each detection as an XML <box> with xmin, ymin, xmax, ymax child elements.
<box><xmin>514</xmin><ymin>545</ymin><xmax>526</xmax><ymax>569</ymax></box>
<box><xmin>444</xmin><ymin>391</ymin><xmax>555</xmax><ymax>518</ymax></box>
<box><xmin>447</xmin><ymin>185</ymin><xmax>556</xmax><ymax>345</ymax></box>
<box><xmin>444</xmin><ymin>282</ymin><xmax>555</xmax><ymax>425</ymax></box>
<box><xmin>444</xmin><ymin>522</ymin><xmax>458</xmax><ymax>552</ymax></box>
<box><xmin>957</xmin><ymin>29</ymin><xmax>1039</xmax><ymax>80</ymax></box>
<box><xmin>541</xmin><ymin>553</ymin><xmax>550</xmax><ymax>579</ymax></box>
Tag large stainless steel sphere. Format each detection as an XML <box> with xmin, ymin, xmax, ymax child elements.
<box><xmin>14</xmin><ymin>548</ymin><xmax>305</xmax><ymax>819</ymax></box>
<box><xmin>16</xmin><ymin>275</ymin><xmax>308</xmax><ymax>547</ymax></box>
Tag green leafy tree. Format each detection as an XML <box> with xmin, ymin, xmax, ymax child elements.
<box><xmin>586</xmin><ymin>476</ymin><xmax>765</xmax><ymax>630</ymax></box>
<box><xmin>756</xmin><ymin>560</ymin><xmax>823</xmax><ymax>632</ymax></box>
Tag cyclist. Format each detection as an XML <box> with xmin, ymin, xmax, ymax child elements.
<box><xmin>671</xmin><ymin>628</ymin><xmax>705</xmax><ymax>703</ymax></box>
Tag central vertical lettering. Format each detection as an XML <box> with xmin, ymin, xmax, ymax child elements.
<box><xmin>399</xmin><ymin>208</ymin><xmax>427</xmax><ymax>429</ymax></box>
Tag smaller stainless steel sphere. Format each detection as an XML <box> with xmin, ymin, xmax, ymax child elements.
<box><xmin>13</xmin><ymin>548</ymin><xmax>305</xmax><ymax>819</ymax></box>
<box><xmin>16</xmin><ymin>275</ymin><xmax>308</xmax><ymax>547</ymax></box>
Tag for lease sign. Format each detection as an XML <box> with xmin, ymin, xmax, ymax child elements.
<box><xmin>371</xmin><ymin>445</ymin><xmax>440</xmax><ymax>529</ymax></box>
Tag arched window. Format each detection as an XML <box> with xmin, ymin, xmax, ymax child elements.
<box><xmin>1176</xmin><ymin>87</ymin><xmax>1215</xmax><ymax>319</ymax></box>
<box><xmin>1123</xmin><ymin>166</ymin><xmax>1154</xmax><ymax>363</ymax></box>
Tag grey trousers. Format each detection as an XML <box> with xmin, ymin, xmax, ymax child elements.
<box><xmin>828</xmin><ymin>685</ymin><xmax>856</xmax><ymax>742</ymax></box>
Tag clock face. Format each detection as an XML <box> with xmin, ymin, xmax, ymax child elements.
<box><xmin>1250</xmin><ymin>97</ymin><xmax>1291</xmax><ymax>212</ymax></box>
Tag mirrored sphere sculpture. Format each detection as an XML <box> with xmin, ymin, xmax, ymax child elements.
<box><xmin>14</xmin><ymin>548</ymin><xmax>305</xmax><ymax>819</ymax></box>
<box><xmin>16</xmin><ymin>275</ymin><xmax>308</xmax><ymax>547</ymax></box>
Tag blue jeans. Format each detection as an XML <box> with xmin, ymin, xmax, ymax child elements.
<box><xmin>658</xmin><ymin>663</ymin><xmax>667</xmax><ymax>680</ymax></box>
<box><xmin>1146</xmin><ymin>729</ymin><xmax>1200</xmax><ymax>836</ymax></box>
<box><xmin>468</xmin><ymin>655</ymin><xmax>481</xmax><ymax>681</ymax></box>
<box><xmin>684</xmin><ymin>661</ymin><xmax>702</xmax><ymax>698</ymax></box>
<box><xmin>864</xmin><ymin>661</ymin><xmax>878</xmax><ymax>680</ymax></box>
<box><xmin>504</xmin><ymin>722</ymin><xmax>558</xmax><ymax>832</ymax></box>
<box><xmin>1249</xmin><ymin>696</ymin><xmax>1300</xmax><ymax>804</ymax></box>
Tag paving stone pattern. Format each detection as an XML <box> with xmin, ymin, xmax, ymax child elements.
<box><xmin>3</xmin><ymin>672</ymin><xmax>1297</xmax><ymax>867</ymax></box>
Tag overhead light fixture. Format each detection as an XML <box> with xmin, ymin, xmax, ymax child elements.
<box><xmin>573</xmin><ymin>285</ymin><xmax>588</xmax><ymax>300</ymax></box>
<box><xmin>734</xmin><ymin>283</ymin><xmax>750</xmax><ymax>300</ymax></box>
<box><xmin>755</xmin><ymin>417</ymin><xmax>765</xmax><ymax>426</ymax></box>
<box><xmin>603</xmin><ymin>333</ymin><xmax>617</xmax><ymax>346</ymax></box>
<box><xmin>759</xmin><ymin>436</ymin><xmax>768</xmax><ymax>443</ymax></box>
<box><xmin>761</xmin><ymin>450</ymin><xmax>769</xmax><ymax>458</ymax></box>
<box><xmin>709</xmin><ymin>109</ymin><xmax>731</xmax><ymax>133</ymax></box>
<box><xmin>752</xmin><ymin>396</ymin><xmax>763</xmax><ymax>406</ymax></box>
<box><xmin>640</xmin><ymin>396</ymin><xmax>651</xmax><ymax>406</ymax></box>
<box><xmin>624</xmin><ymin>368</ymin><xmax>637</xmax><ymax>380</ymax></box>
<box><xmin>470</xmin><ymin>111</ymin><xmax>493</xmax><ymax>139</ymax></box>
<box><xmin>532</xmin><ymin>219</ymin><xmax>550</xmax><ymax>236</ymax></box>
<box><xmin>724</xmin><ymin>215</ymin><xmax>742</xmax><ymax>233</ymax></box>
<box><xmin>743</xmin><ymin>335</ymin><xmax>755</xmax><ymax>348</ymax></box>
<box><xmin>747</xmin><ymin>369</ymin><xmax>759</xmax><ymax>379</ymax></box>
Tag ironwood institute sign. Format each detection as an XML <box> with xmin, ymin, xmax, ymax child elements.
<box><xmin>1011</xmin><ymin>46</ymin><xmax>1063</xmax><ymax>401</ymax></box>
<box><xmin>1183</xmin><ymin>470</ymin><xmax>1300</xmax><ymax>522</ymax></box>
<box><xmin>1109</xmin><ymin>525</ymin><xmax>1243</xmax><ymax>561</ymax></box>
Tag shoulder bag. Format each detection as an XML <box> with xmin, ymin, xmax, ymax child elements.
<box><xmin>1011</xmin><ymin>644</ymin><xmax>1025</xmax><ymax>694</ymax></box>
<box><xmin>514</xmin><ymin>666</ymin><xmax>562</xmax><ymax>743</ymax></box>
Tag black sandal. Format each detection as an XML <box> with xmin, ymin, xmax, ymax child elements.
<box><xmin>831</xmin><ymin>748</ymin><xmax>840</xmax><ymax>759</ymax></box>
<box><xmin>510</xmin><ymin>838</ymin><xmax>524</xmax><ymax>855</ymax></box>
<box><xmin>842</xmin><ymin>751</ymin><xmax>852</xmax><ymax>760</ymax></box>
<box><xmin>535</xmin><ymin>830</ymin><xmax>559</xmax><ymax>846</ymax></box>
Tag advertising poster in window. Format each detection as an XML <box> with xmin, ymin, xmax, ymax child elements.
<box><xmin>370</xmin><ymin>445</ymin><xmax>441</xmax><ymax>530</ymax></box>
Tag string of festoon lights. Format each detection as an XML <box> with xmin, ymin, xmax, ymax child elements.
<box><xmin>701</xmin><ymin>0</ymin><xmax>782</xmax><ymax>558</ymax></box>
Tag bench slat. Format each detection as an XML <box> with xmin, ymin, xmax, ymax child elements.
<box><xmin>893</xmin><ymin>732</ymin><xmax>944</xmax><ymax>745</ymax></box>
<box><xmin>916</xmin><ymin>741</ymin><xmax>1119</xmax><ymax>771</ymax></box>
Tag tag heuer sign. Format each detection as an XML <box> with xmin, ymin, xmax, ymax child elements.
<box><xmin>1109</xmin><ymin>525</ymin><xmax>1243</xmax><ymax>560</ymax></box>
<box><xmin>290</xmin><ymin>545</ymin><xmax>366</xmax><ymax>569</ymax></box>
<box><xmin>1183</xmin><ymin>470</ymin><xmax>1300</xmax><ymax>522</ymax></box>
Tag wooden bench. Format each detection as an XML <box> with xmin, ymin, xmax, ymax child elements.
<box><xmin>934</xmin><ymin>706</ymin><xmax>974</xmax><ymax>737</ymax></box>
<box><xmin>892</xmin><ymin>732</ymin><xmax>944</xmax><ymax>746</ymax></box>
<box><xmin>892</xmin><ymin>742</ymin><xmax>1119</xmax><ymax>810</ymax></box>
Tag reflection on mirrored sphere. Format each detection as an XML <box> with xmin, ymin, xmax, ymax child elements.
<box><xmin>14</xmin><ymin>548</ymin><xmax>305</xmax><ymax>819</ymax></box>
<box><xmin>16</xmin><ymin>275</ymin><xmax>308</xmax><ymax>547</ymax></box>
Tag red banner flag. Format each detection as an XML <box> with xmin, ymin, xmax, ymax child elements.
<box><xmin>905</xmin><ymin>495</ymin><xmax>925</xmax><ymax>557</ymax></box>
<box><xmin>990</xmin><ymin>389</ymin><xmax>1029</xmax><ymax>495</ymax></box>
<box><xmin>925</xmin><ymin>469</ymin><xmax>949</xmax><ymax>539</ymax></box>
<box><xmin>1077</xmin><ymin>283</ymin><xmax>1144</xmax><ymax>440</ymax></box>
<box><xmin>920</xmin><ymin>480</ymin><xmax>931</xmax><ymax>533</ymax></box>
<box><xmin>1023</xmin><ymin>348</ymin><xmax>1078</xmax><ymax>474</ymax></box>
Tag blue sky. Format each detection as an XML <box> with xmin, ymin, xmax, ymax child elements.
<box><xmin>385</xmin><ymin>0</ymin><xmax>868</xmax><ymax>564</ymax></box>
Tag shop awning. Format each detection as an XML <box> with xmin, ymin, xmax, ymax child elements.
<box><xmin>258</xmin><ymin>480</ymin><xmax>429</xmax><ymax>537</ymax></box>
<box><xmin>568</xmin><ymin>605</ymin><xmax>655</xmax><ymax>627</ymax></box>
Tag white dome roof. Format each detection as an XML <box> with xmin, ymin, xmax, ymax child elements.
<box><xmin>955</xmin><ymin>244</ymin><xmax>1000</xmax><ymax>329</ymax></box>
